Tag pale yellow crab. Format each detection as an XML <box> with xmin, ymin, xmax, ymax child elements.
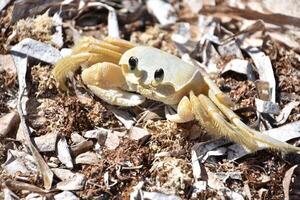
<box><xmin>53</xmin><ymin>37</ymin><xmax>300</xmax><ymax>153</ymax></box>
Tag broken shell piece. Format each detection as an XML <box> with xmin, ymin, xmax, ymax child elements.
<box><xmin>2</xmin><ymin>149</ymin><xmax>37</xmax><ymax>176</ymax></box>
<box><xmin>57</xmin><ymin>136</ymin><xmax>73</xmax><ymax>169</ymax></box>
<box><xmin>146</xmin><ymin>0</ymin><xmax>177</xmax><ymax>26</ymax></box>
<box><xmin>255</xmin><ymin>98</ymin><xmax>280</xmax><ymax>114</ymax></box>
<box><xmin>75</xmin><ymin>151</ymin><xmax>100</xmax><ymax>165</ymax></box>
<box><xmin>52</xmin><ymin>168</ymin><xmax>76</xmax><ymax>181</ymax></box>
<box><xmin>71</xmin><ymin>132</ymin><xmax>86</xmax><ymax>145</ymax></box>
<box><xmin>56</xmin><ymin>173</ymin><xmax>86</xmax><ymax>191</ymax></box>
<box><xmin>105</xmin><ymin>132</ymin><xmax>121</xmax><ymax>150</ymax></box>
<box><xmin>221</xmin><ymin>59</ymin><xmax>254</xmax><ymax>80</ymax></box>
<box><xmin>54</xmin><ymin>191</ymin><xmax>79</xmax><ymax>200</ymax></box>
<box><xmin>128</xmin><ymin>126</ymin><xmax>151</xmax><ymax>144</ymax></box>
<box><xmin>111</xmin><ymin>108</ymin><xmax>135</xmax><ymax>129</ymax></box>
<box><xmin>25</xmin><ymin>193</ymin><xmax>44</xmax><ymax>200</ymax></box>
<box><xmin>33</xmin><ymin>132</ymin><xmax>58</xmax><ymax>152</ymax></box>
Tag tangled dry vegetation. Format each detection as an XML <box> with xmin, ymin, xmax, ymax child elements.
<box><xmin>1</xmin><ymin>0</ymin><xmax>300</xmax><ymax>199</ymax></box>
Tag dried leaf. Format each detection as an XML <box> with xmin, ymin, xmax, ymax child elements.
<box><xmin>200</xmin><ymin>5</ymin><xmax>300</xmax><ymax>27</ymax></box>
<box><xmin>222</xmin><ymin>59</ymin><xmax>255</xmax><ymax>80</ymax></box>
<box><xmin>255</xmin><ymin>98</ymin><xmax>280</xmax><ymax>114</ymax></box>
<box><xmin>0</xmin><ymin>0</ymin><xmax>10</xmax><ymax>12</ymax></box>
<box><xmin>11</xmin><ymin>38</ymin><xmax>61</xmax><ymax>64</ymax></box>
<box><xmin>110</xmin><ymin>108</ymin><xmax>135</xmax><ymax>129</ymax></box>
<box><xmin>54</xmin><ymin>191</ymin><xmax>79</xmax><ymax>200</ymax></box>
<box><xmin>283</xmin><ymin>166</ymin><xmax>297</xmax><ymax>200</ymax></box>
<box><xmin>4</xmin><ymin>180</ymin><xmax>48</xmax><ymax>194</ymax></box>
<box><xmin>56</xmin><ymin>173</ymin><xmax>86</xmax><ymax>191</ymax></box>
<box><xmin>57</xmin><ymin>136</ymin><xmax>73</xmax><ymax>169</ymax></box>
<box><xmin>52</xmin><ymin>168</ymin><xmax>76</xmax><ymax>181</ymax></box>
<box><xmin>33</xmin><ymin>132</ymin><xmax>58</xmax><ymax>152</ymax></box>
<box><xmin>13</xmin><ymin>53</ymin><xmax>53</xmax><ymax>189</ymax></box>
<box><xmin>244</xmin><ymin>46</ymin><xmax>276</xmax><ymax>102</ymax></box>
<box><xmin>2</xmin><ymin>149</ymin><xmax>37</xmax><ymax>175</ymax></box>
<box><xmin>146</xmin><ymin>0</ymin><xmax>177</xmax><ymax>26</ymax></box>
<box><xmin>276</xmin><ymin>101</ymin><xmax>300</xmax><ymax>125</ymax></box>
<box><xmin>70</xmin><ymin>140</ymin><xmax>93</xmax><ymax>157</ymax></box>
<box><xmin>0</xmin><ymin>112</ymin><xmax>20</xmax><ymax>138</ymax></box>
<box><xmin>75</xmin><ymin>151</ymin><xmax>100</xmax><ymax>165</ymax></box>
<box><xmin>128</xmin><ymin>126</ymin><xmax>151</xmax><ymax>144</ymax></box>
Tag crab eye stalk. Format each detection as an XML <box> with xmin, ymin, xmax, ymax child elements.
<box><xmin>154</xmin><ymin>68</ymin><xmax>164</xmax><ymax>82</ymax></box>
<box><xmin>128</xmin><ymin>56</ymin><xmax>138</xmax><ymax>70</ymax></box>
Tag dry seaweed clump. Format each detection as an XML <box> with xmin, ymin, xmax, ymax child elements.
<box><xmin>80</xmin><ymin>139</ymin><xmax>153</xmax><ymax>199</ymax></box>
<box><xmin>31</xmin><ymin>64</ymin><xmax>57</xmax><ymax>97</ymax></box>
<box><xmin>0</xmin><ymin>70</ymin><xmax>17</xmax><ymax>115</ymax></box>
<box><xmin>146</xmin><ymin>120</ymin><xmax>190</xmax><ymax>155</ymax></box>
<box><xmin>30</xmin><ymin>96</ymin><xmax>118</xmax><ymax>136</ymax></box>
<box><xmin>11</xmin><ymin>13</ymin><xmax>54</xmax><ymax>45</ymax></box>
<box><xmin>130</xmin><ymin>25</ymin><xmax>179</xmax><ymax>56</ymax></box>
<box><xmin>149</xmin><ymin>157</ymin><xmax>193</xmax><ymax>195</ymax></box>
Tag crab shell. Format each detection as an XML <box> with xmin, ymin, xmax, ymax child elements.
<box><xmin>119</xmin><ymin>46</ymin><xmax>207</xmax><ymax>105</ymax></box>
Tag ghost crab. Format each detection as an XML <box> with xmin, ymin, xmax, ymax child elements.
<box><xmin>53</xmin><ymin>36</ymin><xmax>300</xmax><ymax>153</ymax></box>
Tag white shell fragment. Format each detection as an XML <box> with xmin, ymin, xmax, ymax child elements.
<box><xmin>255</xmin><ymin>98</ymin><xmax>280</xmax><ymax>114</ymax></box>
<box><xmin>128</xmin><ymin>127</ymin><xmax>151</xmax><ymax>144</ymax></box>
<box><xmin>222</xmin><ymin>59</ymin><xmax>255</xmax><ymax>80</ymax></box>
<box><xmin>52</xmin><ymin>168</ymin><xmax>77</xmax><ymax>181</ymax></box>
<box><xmin>0</xmin><ymin>0</ymin><xmax>10</xmax><ymax>12</ymax></box>
<box><xmin>33</xmin><ymin>132</ymin><xmax>58</xmax><ymax>152</ymax></box>
<box><xmin>56</xmin><ymin>173</ymin><xmax>86</xmax><ymax>191</ymax></box>
<box><xmin>2</xmin><ymin>150</ymin><xmax>37</xmax><ymax>175</ymax></box>
<box><xmin>51</xmin><ymin>13</ymin><xmax>63</xmax><ymax>48</ymax></box>
<box><xmin>142</xmin><ymin>191</ymin><xmax>181</xmax><ymax>200</ymax></box>
<box><xmin>218</xmin><ymin>40</ymin><xmax>244</xmax><ymax>59</ymax></box>
<box><xmin>264</xmin><ymin>120</ymin><xmax>300</xmax><ymax>142</ymax></box>
<box><xmin>57</xmin><ymin>136</ymin><xmax>73</xmax><ymax>169</ymax></box>
<box><xmin>105</xmin><ymin>132</ymin><xmax>121</xmax><ymax>150</ymax></box>
<box><xmin>276</xmin><ymin>101</ymin><xmax>300</xmax><ymax>125</ymax></box>
<box><xmin>11</xmin><ymin>38</ymin><xmax>61</xmax><ymax>64</ymax></box>
<box><xmin>171</xmin><ymin>23</ymin><xmax>191</xmax><ymax>44</ymax></box>
<box><xmin>71</xmin><ymin>132</ymin><xmax>86</xmax><ymax>144</ymax></box>
<box><xmin>75</xmin><ymin>151</ymin><xmax>100</xmax><ymax>165</ymax></box>
<box><xmin>244</xmin><ymin>46</ymin><xmax>276</xmax><ymax>103</ymax></box>
<box><xmin>54</xmin><ymin>191</ymin><xmax>79</xmax><ymax>200</ymax></box>
<box><xmin>110</xmin><ymin>108</ymin><xmax>135</xmax><ymax>129</ymax></box>
<box><xmin>146</xmin><ymin>0</ymin><xmax>177</xmax><ymax>26</ymax></box>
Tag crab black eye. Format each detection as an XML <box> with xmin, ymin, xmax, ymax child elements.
<box><xmin>128</xmin><ymin>56</ymin><xmax>138</xmax><ymax>70</ymax></box>
<box><xmin>154</xmin><ymin>68</ymin><xmax>164</xmax><ymax>82</ymax></box>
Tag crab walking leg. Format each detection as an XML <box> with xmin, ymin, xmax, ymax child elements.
<box><xmin>207</xmin><ymin>90</ymin><xmax>300</xmax><ymax>152</ymax></box>
<box><xmin>165</xmin><ymin>96</ymin><xmax>195</xmax><ymax>123</ymax></box>
<box><xmin>53</xmin><ymin>37</ymin><xmax>135</xmax><ymax>92</ymax></box>
<box><xmin>190</xmin><ymin>91</ymin><xmax>259</xmax><ymax>151</ymax></box>
<box><xmin>202</xmin><ymin>76</ymin><xmax>234</xmax><ymax>108</ymax></box>
<box><xmin>104</xmin><ymin>37</ymin><xmax>136</xmax><ymax>50</ymax></box>
<box><xmin>73</xmin><ymin>37</ymin><xmax>135</xmax><ymax>54</ymax></box>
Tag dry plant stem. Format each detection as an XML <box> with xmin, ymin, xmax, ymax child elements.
<box><xmin>15</xmin><ymin>54</ymin><xmax>53</xmax><ymax>189</ymax></box>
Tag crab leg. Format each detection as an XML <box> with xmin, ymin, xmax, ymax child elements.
<box><xmin>189</xmin><ymin>91</ymin><xmax>259</xmax><ymax>151</ymax></box>
<box><xmin>53</xmin><ymin>37</ymin><xmax>136</xmax><ymax>91</ymax></box>
<box><xmin>202</xmin><ymin>76</ymin><xmax>300</xmax><ymax>152</ymax></box>
<box><xmin>207</xmin><ymin>89</ymin><xmax>300</xmax><ymax>152</ymax></box>
<box><xmin>165</xmin><ymin>96</ymin><xmax>194</xmax><ymax>123</ymax></box>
